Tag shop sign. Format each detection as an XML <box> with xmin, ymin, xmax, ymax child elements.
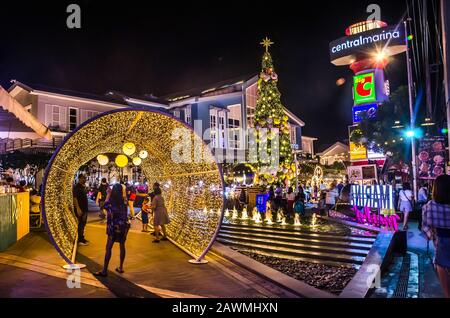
<box><xmin>352</xmin><ymin>104</ymin><xmax>378</xmax><ymax>123</ymax></box>
<box><xmin>353</xmin><ymin>206</ymin><xmax>400</xmax><ymax>232</ymax></box>
<box><xmin>354</xmin><ymin>72</ymin><xmax>376</xmax><ymax>105</ymax></box>
<box><xmin>348</xmin><ymin>165</ymin><xmax>378</xmax><ymax>182</ymax></box>
<box><xmin>418</xmin><ymin>136</ymin><xmax>447</xmax><ymax>180</ymax></box>
<box><xmin>349</xmin><ymin>142</ymin><xmax>367</xmax><ymax>161</ymax></box>
<box><xmin>350</xmin><ymin>184</ymin><xmax>394</xmax><ymax>210</ymax></box>
<box><xmin>329</xmin><ymin>25</ymin><xmax>406</xmax><ymax>63</ymax></box>
<box><xmin>256</xmin><ymin>194</ymin><xmax>269</xmax><ymax>213</ymax></box>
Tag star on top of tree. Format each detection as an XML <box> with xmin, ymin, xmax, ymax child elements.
<box><xmin>260</xmin><ymin>37</ymin><xmax>274</xmax><ymax>53</ymax></box>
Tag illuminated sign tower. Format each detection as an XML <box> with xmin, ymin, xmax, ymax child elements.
<box><xmin>330</xmin><ymin>20</ymin><xmax>407</xmax><ymax>164</ymax></box>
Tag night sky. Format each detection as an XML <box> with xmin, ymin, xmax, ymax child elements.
<box><xmin>0</xmin><ymin>1</ymin><xmax>408</xmax><ymax>148</ymax></box>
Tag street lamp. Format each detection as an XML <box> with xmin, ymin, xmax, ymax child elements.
<box><xmin>405</xmin><ymin>19</ymin><xmax>419</xmax><ymax>198</ymax></box>
<box><xmin>405</xmin><ymin>130</ymin><xmax>416</xmax><ymax>138</ymax></box>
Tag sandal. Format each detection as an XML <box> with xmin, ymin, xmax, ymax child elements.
<box><xmin>115</xmin><ymin>267</ymin><xmax>124</xmax><ymax>274</ymax></box>
<box><xmin>161</xmin><ymin>237</ymin><xmax>168</xmax><ymax>241</ymax></box>
<box><xmin>152</xmin><ymin>239</ymin><xmax>160</xmax><ymax>243</ymax></box>
<box><xmin>93</xmin><ymin>271</ymin><xmax>107</xmax><ymax>277</ymax></box>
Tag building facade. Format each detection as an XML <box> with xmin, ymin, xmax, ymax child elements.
<box><xmin>2</xmin><ymin>76</ymin><xmax>309</xmax><ymax>166</ymax></box>
<box><xmin>318</xmin><ymin>142</ymin><xmax>350</xmax><ymax>166</ymax></box>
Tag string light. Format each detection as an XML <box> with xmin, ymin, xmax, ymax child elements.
<box><xmin>42</xmin><ymin>110</ymin><xmax>224</xmax><ymax>263</ymax></box>
<box><xmin>122</xmin><ymin>142</ymin><xmax>136</xmax><ymax>156</ymax></box>
<box><xmin>115</xmin><ymin>154</ymin><xmax>129</xmax><ymax>168</ymax></box>
<box><xmin>97</xmin><ymin>154</ymin><xmax>109</xmax><ymax>166</ymax></box>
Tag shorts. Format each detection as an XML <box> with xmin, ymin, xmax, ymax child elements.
<box><xmin>141</xmin><ymin>212</ymin><xmax>149</xmax><ymax>224</ymax></box>
<box><xmin>399</xmin><ymin>201</ymin><xmax>413</xmax><ymax>213</ymax></box>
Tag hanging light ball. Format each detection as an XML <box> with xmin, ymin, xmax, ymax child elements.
<box><xmin>132</xmin><ymin>157</ymin><xmax>142</xmax><ymax>166</ymax></box>
<box><xmin>122</xmin><ymin>142</ymin><xmax>136</xmax><ymax>156</ymax></box>
<box><xmin>115</xmin><ymin>154</ymin><xmax>129</xmax><ymax>168</ymax></box>
<box><xmin>139</xmin><ymin>150</ymin><xmax>148</xmax><ymax>159</ymax></box>
<box><xmin>97</xmin><ymin>154</ymin><xmax>109</xmax><ymax>166</ymax></box>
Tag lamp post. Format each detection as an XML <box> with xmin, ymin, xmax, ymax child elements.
<box><xmin>442</xmin><ymin>0</ymin><xmax>450</xmax><ymax>162</ymax></box>
<box><xmin>404</xmin><ymin>19</ymin><xmax>418</xmax><ymax>198</ymax></box>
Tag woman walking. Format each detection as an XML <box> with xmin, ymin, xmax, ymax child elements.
<box><xmin>151</xmin><ymin>187</ymin><xmax>170</xmax><ymax>243</ymax></box>
<box><xmin>94</xmin><ymin>183</ymin><xmax>130</xmax><ymax>277</ymax></box>
<box><xmin>398</xmin><ymin>182</ymin><xmax>414</xmax><ymax>231</ymax></box>
<box><xmin>422</xmin><ymin>175</ymin><xmax>450</xmax><ymax>298</ymax></box>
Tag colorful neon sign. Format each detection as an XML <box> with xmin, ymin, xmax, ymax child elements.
<box><xmin>350</xmin><ymin>185</ymin><xmax>394</xmax><ymax>210</ymax></box>
<box><xmin>349</xmin><ymin>142</ymin><xmax>367</xmax><ymax>161</ymax></box>
<box><xmin>353</xmin><ymin>206</ymin><xmax>400</xmax><ymax>232</ymax></box>
<box><xmin>354</xmin><ymin>73</ymin><xmax>376</xmax><ymax>105</ymax></box>
<box><xmin>352</xmin><ymin>104</ymin><xmax>378</xmax><ymax>123</ymax></box>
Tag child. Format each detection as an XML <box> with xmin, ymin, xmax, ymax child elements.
<box><xmin>317</xmin><ymin>191</ymin><xmax>327</xmax><ymax>216</ymax></box>
<box><xmin>294</xmin><ymin>192</ymin><xmax>306</xmax><ymax>217</ymax></box>
<box><xmin>140</xmin><ymin>197</ymin><xmax>151</xmax><ymax>232</ymax></box>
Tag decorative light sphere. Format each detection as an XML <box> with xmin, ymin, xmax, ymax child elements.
<box><xmin>97</xmin><ymin>154</ymin><xmax>109</xmax><ymax>166</ymax></box>
<box><xmin>115</xmin><ymin>154</ymin><xmax>129</xmax><ymax>168</ymax></box>
<box><xmin>122</xmin><ymin>142</ymin><xmax>136</xmax><ymax>156</ymax></box>
<box><xmin>139</xmin><ymin>150</ymin><xmax>148</xmax><ymax>159</ymax></box>
<box><xmin>132</xmin><ymin>157</ymin><xmax>142</xmax><ymax>166</ymax></box>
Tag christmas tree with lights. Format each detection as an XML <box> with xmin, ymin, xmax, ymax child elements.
<box><xmin>253</xmin><ymin>37</ymin><xmax>294</xmax><ymax>185</ymax></box>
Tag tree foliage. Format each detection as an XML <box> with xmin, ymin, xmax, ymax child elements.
<box><xmin>253</xmin><ymin>48</ymin><xmax>294</xmax><ymax>185</ymax></box>
<box><xmin>350</xmin><ymin>86</ymin><xmax>412</xmax><ymax>161</ymax></box>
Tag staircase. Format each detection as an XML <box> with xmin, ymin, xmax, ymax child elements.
<box><xmin>218</xmin><ymin>223</ymin><xmax>378</xmax><ymax>268</ymax></box>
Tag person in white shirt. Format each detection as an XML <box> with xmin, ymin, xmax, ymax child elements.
<box><xmin>417</xmin><ymin>182</ymin><xmax>429</xmax><ymax>231</ymax></box>
<box><xmin>286</xmin><ymin>187</ymin><xmax>296</xmax><ymax>218</ymax></box>
<box><xmin>325</xmin><ymin>182</ymin><xmax>339</xmax><ymax>215</ymax></box>
<box><xmin>398</xmin><ymin>182</ymin><xmax>414</xmax><ymax>231</ymax></box>
<box><xmin>418</xmin><ymin>183</ymin><xmax>429</xmax><ymax>203</ymax></box>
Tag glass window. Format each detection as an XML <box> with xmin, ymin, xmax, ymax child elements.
<box><xmin>69</xmin><ymin>108</ymin><xmax>78</xmax><ymax>131</ymax></box>
<box><xmin>245</xmin><ymin>84</ymin><xmax>257</xmax><ymax>129</ymax></box>
<box><xmin>290</xmin><ymin>126</ymin><xmax>297</xmax><ymax>145</ymax></box>
<box><xmin>46</xmin><ymin>104</ymin><xmax>67</xmax><ymax>131</ymax></box>
<box><xmin>227</xmin><ymin>104</ymin><xmax>242</xmax><ymax>149</ymax></box>
<box><xmin>185</xmin><ymin>105</ymin><xmax>192</xmax><ymax>125</ymax></box>
<box><xmin>210</xmin><ymin>109</ymin><xmax>217</xmax><ymax>148</ymax></box>
<box><xmin>218</xmin><ymin>112</ymin><xmax>226</xmax><ymax>148</ymax></box>
<box><xmin>86</xmin><ymin>110</ymin><xmax>99</xmax><ymax>120</ymax></box>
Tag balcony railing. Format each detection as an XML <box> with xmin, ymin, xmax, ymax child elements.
<box><xmin>0</xmin><ymin>136</ymin><xmax>64</xmax><ymax>154</ymax></box>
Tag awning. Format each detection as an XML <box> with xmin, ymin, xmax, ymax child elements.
<box><xmin>0</xmin><ymin>86</ymin><xmax>52</xmax><ymax>140</ymax></box>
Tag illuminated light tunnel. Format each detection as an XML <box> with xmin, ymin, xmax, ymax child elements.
<box><xmin>42</xmin><ymin>109</ymin><xmax>224</xmax><ymax>264</ymax></box>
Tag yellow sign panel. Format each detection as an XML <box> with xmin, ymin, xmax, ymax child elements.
<box><xmin>350</xmin><ymin>142</ymin><xmax>367</xmax><ymax>161</ymax></box>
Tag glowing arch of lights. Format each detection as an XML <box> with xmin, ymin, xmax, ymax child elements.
<box><xmin>42</xmin><ymin>109</ymin><xmax>224</xmax><ymax>264</ymax></box>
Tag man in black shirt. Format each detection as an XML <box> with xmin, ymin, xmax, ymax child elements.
<box><xmin>73</xmin><ymin>174</ymin><xmax>89</xmax><ymax>245</ymax></box>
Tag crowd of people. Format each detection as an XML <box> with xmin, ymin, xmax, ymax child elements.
<box><xmin>0</xmin><ymin>176</ymin><xmax>30</xmax><ymax>193</ymax></box>
<box><xmin>250</xmin><ymin>180</ymin><xmax>345</xmax><ymax>223</ymax></box>
<box><xmin>71</xmin><ymin>175</ymin><xmax>171</xmax><ymax>277</ymax></box>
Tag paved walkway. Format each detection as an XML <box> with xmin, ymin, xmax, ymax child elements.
<box><xmin>370</xmin><ymin>221</ymin><xmax>444</xmax><ymax>298</ymax></box>
<box><xmin>0</xmin><ymin>202</ymin><xmax>295</xmax><ymax>298</ymax></box>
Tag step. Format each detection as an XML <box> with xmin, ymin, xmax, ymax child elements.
<box><xmin>217</xmin><ymin>233</ymin><xmax>370</xmax><ymax>257</ymax></box>
<box><xmin>221</xmin><ymin>222</ymin><xmax>378</xmax><ymax>239</ymax></box>
<box><xmin>219</xmin><ymin>229</ymin><xmax>373</xmax><ymax>250</ymax></box>
<box><xmin>220</xmin><ymin>224</ymin><xmax>377</xmax><ymax>244</ymax></box>
<box><xmin>217</xmin><ymin>238</ymin><xmax>366</xmax><ymax>266</ymax></box>
<box><xmin>229</xmin><ymin>245</ymin><xmax>360</xmax><ymax>269</ymax></box>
